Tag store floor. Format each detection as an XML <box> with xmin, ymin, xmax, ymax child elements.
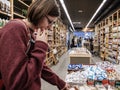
<box><xmin>41</xmin><ymin>50</ymin><xmax>102</xmax><ymax>90</ymax></box>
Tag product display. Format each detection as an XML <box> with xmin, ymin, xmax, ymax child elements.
<box><xmin>65</xmin><ymin>61</ymin><xmax>120</xmax><ymax>90</ymax></box>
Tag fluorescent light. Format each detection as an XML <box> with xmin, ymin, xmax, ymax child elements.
<box><xmin>78</xmin><ymin>10</ymin><xmax>83</xmax><ymax>13</ymax></box>
<box><xmin>73</xmin><ymin>22</ymin><xmax>81</xmax><ymax>24</ymax></box>
<box><xmin>69</xmin><ymin>27</ymin><xmax>73</xmax><ymax>32</ymax></box>
<box><xmin>59</xmin><ymin>0</ymin><xmax>75</xmax><ymax>32</ymax></box>
<box><xmin>85</xmin><ymin>0</ymin><xmax>107</xmax><ymax>29</ymax></box>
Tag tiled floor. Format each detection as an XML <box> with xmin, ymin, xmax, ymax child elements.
<box><xmin>41</xmin><ymin>50</ymin><xmax>102</xmax><ymax>90</ymax></box>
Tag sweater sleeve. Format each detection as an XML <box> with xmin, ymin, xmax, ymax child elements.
<box><xmin>0</xmin><ymin>20</ymin><xmax>48</xmax><ymax>90</ymax></box>
<box><xmin>41</xmin><ymin>64</ymin><xmax>66</xmax><ymax>90</ymax></box>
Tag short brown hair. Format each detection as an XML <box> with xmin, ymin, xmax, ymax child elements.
<box><xmin>27</xmin><ymin>0</ymin><xmax>60</xmax><ymax>26</ymax></box>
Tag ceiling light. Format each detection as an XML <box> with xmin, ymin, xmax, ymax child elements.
<box><xmin>59</xmin><ymin>0</ymin><xmax>75</xmax><ymax>32</ymax></box>
<box><xmin>78</xmin><ymin>10</ymin><xmax>83</xmax><ymax>13</ymax></box>
<box><xmin>73</xmin><ymin>22</ymin><xmax>81</xmax><ymax>24</ymax></box>
<box><xmin>85</xmin><ymin>0</ymin><xmax>107</xmax><ymax>30</ymax></box>
<box><xmin>69</xmin><ymin>27</ymin><xmax>73</xmax><ymax>32</ymax></box>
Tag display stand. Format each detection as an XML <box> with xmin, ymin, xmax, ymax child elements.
<box><xmin>69</xmin><ymin>47</ymin><xmax>92</xmax><ymax>64</ymax></box>
<box><xmin>66</xmin><ymin>62</ymin><xmax>120</xmax><ymax>90</ymax></box>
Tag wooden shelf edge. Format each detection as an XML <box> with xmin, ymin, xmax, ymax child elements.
<box><xmin>14</xmin><ymin>12</ymin><xmax>26</xmax><ymax>18</ymax></box>
<box><xmin>0</xmin><ymin>10</ymin><xmax>11</xmax><ymax>17</ymax></box>
<box><xmin>18</xmin><ymin>0</ymin><xmax>30</xmax><ymax>8</ymax></box>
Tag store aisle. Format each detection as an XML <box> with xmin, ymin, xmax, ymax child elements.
<box><xmin>92</xmin><ymin>56</ymin><xmax>103</xmax><ymax>63</ymax></box>
<box><xmin>41</xmin><ymin>50</ymin><xmax>102</xmax><ymax>90</ymax></box>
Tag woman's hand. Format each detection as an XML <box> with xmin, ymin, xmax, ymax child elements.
<box><xmin>62</xmin><ymin>83</ymin><xmax>70</xmax><ymax>90</ymax></box>
<box><xmin>35</xmin><ymin>28</ymin><xmax>47</xmax><ymax>43</ymax></box>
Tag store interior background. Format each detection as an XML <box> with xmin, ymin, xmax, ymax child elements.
<box><xmin>1</xmin><ymin>0</ymin><xmax>120</xmax><ymax>64</ymax></box>
<box><xmin>1</xmin><ymin>0</ymin><xmax>120</xmax><ymax>90</ymax></box>
<box><xmin>61</xmin><ymin>0</ymin><xmax>120</xmax><ymax>45</ymax></box>
<box><xmin>1</xmin><ymin>0</ymin><xmax>120</xmax><ymax>62</ymax></box>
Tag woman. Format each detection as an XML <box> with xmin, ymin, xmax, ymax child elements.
<box><xmin>0</xmin><ymin>0</ymin><xmax>69</xmax><ymax>90</ymax></box>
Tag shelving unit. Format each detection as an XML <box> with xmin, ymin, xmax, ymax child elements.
<box><xmin>0</xmin><ymin>0</ymin><xmax>67</xmax><ymax>66</ymax></box>
<box><xmin>45</xmin><ymin>19</ymin><xmax>67</xmax><ymax>66</ymax></box>
<box><xmin>0</xmin><ymin>0</ymin><xmax>31</xmax><ymax>27</ymax></box>
<box><xmin>0</xmin><ymin>0</ymin><xmax>11</xmax><ymax>27</ymax></box>
<box><xmin>13</xmin><ymin>0</ymin><xmax>30</xmax><ymax>19</ymax></box>
<box><xmin>95</xmin><ymin>9</ymin><xmax>120</xmax><ymax>63</ymax></box>
<box><xmin>53</xmin><ymin>19</ymin><xmax>67</xmax><ymax>58</ymax></box>
<box><xmin>45</xmin><ymin>25</ymin><xmax>58</xmax><ymax>66</ymax></box>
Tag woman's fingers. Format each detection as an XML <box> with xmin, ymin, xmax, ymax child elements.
<box><xmin>35</xmin><ymin>28</ymin><xmax>47</xmax><ymax>43</ymax></box>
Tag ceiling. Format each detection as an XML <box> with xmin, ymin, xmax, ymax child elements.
<box><xmin>58</xmin><ymin>0</ymin><xmax>120</xmax><ymax>31</ymax></box>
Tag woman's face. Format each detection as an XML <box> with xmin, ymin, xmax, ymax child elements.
<box><xmin>37</xmin><ymin>15</ymin><xmax>57</xmax><ymax>31</ymax></box>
